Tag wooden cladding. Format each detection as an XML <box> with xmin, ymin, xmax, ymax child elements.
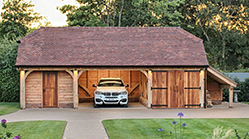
<box><xmin>151</xmin><ymin>70</ymin><xmax>200</xmax><ymax>108</ymax></box>
<box><xmin>25</xmin><ymin>71</ymin><xmax>42</xmax><ymax>106</ymax></box>
<box><xmin>58</xmin><ymin>71</ymin><xmax>73</xmax><ymax>104</ymax></box>
<box><xmin>25</xmin><ymin>71</ymin><xmax>74</xmax><ymax>108</ymax></box>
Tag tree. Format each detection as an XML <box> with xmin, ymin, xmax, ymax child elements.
<box><xmin>180</xmin><ymin>0</ymin><xmax>249</xmax><ymax>71</ymax></box>
<box><xmin>58</xmin><ymin>0</ymin><xmax>185</xmax><ymax>27</ymax></box>
<box><xmin>0</xmin><ymin>0</ymin><xmax>42</xmax><ymax>39</ymax></box>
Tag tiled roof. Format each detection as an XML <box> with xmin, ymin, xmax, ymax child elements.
<box><xmin>16</xmin><ymin>27</ymin><xmax>209</xmax><ymax>67</ymax></box>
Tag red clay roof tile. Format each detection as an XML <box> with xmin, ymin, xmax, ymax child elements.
<box><xmin>16</xmin><ymin>27</ymin><xmax>209</xmax><ymax>67</ymax></box>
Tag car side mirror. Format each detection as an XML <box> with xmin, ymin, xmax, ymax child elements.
<box><xmin>92</xmin><ymin>84</ymin><xmax>97</xmax><ymax>87</ymax></box>
<box><xmin>125</xmin><ymin>84</ymin><xmax>129</xmax><ymax>87</ymax></box>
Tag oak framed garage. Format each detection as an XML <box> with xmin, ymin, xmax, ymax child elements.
<box><xmin>16</xmin><ymin>27</ymin><xmax>236</xmax><ymax>109</ymax></box>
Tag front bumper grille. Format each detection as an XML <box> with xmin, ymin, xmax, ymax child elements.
<box><xmin>102</xmin><ymin>92</ymin><xmax>120</xmax><ymax>96</ymax></box>
<box><xmin>103</xmin><ymin>92</ymin><xmax>111</xmax><ymax>96</ymax></box>
<box><xmin>105</xmin><ymin>100</ymin><xmax>119</xmax><ymax>102</ymax></box>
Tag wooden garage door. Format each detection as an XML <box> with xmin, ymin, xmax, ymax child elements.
<box><xmin>152</xmin><ymin>70</ymin><xmax>168</xmax><ymax>108</ymax></box>
<box><xmin>184</xmin><ymin>70</ymin><xmax>200</xmax><ymax>108</ymax></box>
<box><xmin>43</xmin><ymin>72</ymin><xmax>58</xmax><ymax>108</ymax></box>
<box><xmin>151</xmin><ymin>70</ymin><xmax>200</xmax><ymax>108</ymax></box>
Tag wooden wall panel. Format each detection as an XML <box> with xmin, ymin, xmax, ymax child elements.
<box><xmin>109</xmin><ymin>70</ymin><xmax>120</xmax><ymax>78</ymax></box>
<box><xmin>140</xmin><ymin>72</ymin><xmax>148</xmax><ymax>100</ymax></box>
<box><xmin>58</xmin><ymin>71</ymin><xmax>73</xmax><ymax>103</ymax></box>
<box><xmin>25</xmin><ymin>71</ymin><xmax>42</xmax><ymax>104</ymax></box>
<box><xmin>207</xmin><ymin>76</ymin><xmax>222</xmax><ymax>103</ymax></box>
<box><xmin>120</xmin><ymin>71</ymin><xmax>130</xmax><ymax>90</ymax></box>
<box><xmin>79</xmin><ymin>71</ymin><xmax>88</xmax><ymax>98</ymax></box>
<box><xmin>130</xmin><ymin>71</ymin><xmax>140</xmax><ymax>98</ymax></box>
<box><xmin>98</xmin><ymin>70</ymin><xmax>109</xmax><ymax>81</ymax></box>
<box><xmin>88</xmin><ymin>70</ymin><xmax>98</xmax><ymax>97</ymax></box>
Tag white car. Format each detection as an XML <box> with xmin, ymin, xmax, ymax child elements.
<box><xmin>93</xmin><ymin>78</ymin><xmax>129</xmax><ymax>107</ymax></box>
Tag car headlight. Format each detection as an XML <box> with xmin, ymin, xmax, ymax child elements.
<box><xmin>95</xmin><ymin>91</ymin><xmax>102</xmax><ymax>95</ymax></box>
<box><xmin>120</xmin><ymin>91</ymin><xmax>127</xmax><ymax>95</ymax></box>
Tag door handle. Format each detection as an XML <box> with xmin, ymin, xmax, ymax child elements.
<box><xmin>43</xmin><ymin>89</ymin><xmax>45</xmax><ymax>93</ymax></box>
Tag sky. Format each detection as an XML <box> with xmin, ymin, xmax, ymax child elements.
<box><xmin>0</xmin><ymin>0</ymin><xmax>80</xmax><ymax>27</ymax></box>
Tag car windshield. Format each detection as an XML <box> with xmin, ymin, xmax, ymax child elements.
<box><xmin>97</xmin><ymin>79</ymin><xmax>124</xmax><ymax>87</ymax></box>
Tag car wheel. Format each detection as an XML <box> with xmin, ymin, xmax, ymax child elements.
<box><xmin>94</xmin><ymin>103</ymin><xmax>99</xmax><ymax>108</ymax></box>
<box><xmin>124</xmin><ymin>103</ymin><xmax>128</xmax><ymax>107</ymax></box>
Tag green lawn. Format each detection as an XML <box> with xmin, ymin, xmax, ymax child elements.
<box><xmin>0</xmin><ymin>121</ymin><xmax>67</xmax><ymax>139</ymax></box>
<box><xmin>241</xmin><ymin>102</ymin><xmax>249</xmax><ymax>105</ymax></box>
<box><xmin>0</xmin><ymin>102</ymin><xmax>20</xmax><ymax>116</ymax></box>
<box><xmin>103</xmin><ymin>118</ymin><xmax>249</xmax><ymax>139</ymax></box>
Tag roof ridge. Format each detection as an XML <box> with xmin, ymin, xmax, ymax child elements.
<box><xmin>39</xmin><ymin>26</ymin><xmax>181</xmax><ymax>30</ymax></box>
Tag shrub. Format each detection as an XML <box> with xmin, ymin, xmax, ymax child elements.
<box><xmin>223</xmin><ymin>77</ymin><xmax>249</xmax><ymax>102</ymax></box>
<box><xmin>0</xmin><ymin>37</ymin><xmax>20</xmax><ymax>102</ymax></box>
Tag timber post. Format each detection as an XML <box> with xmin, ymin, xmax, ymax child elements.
<box><xmin>73</xmin><ymin>69</ymin><xmax>79</xmax><ymax>109</ymax></box>
<box><xmin>147</xmin><ymin>70</ymin><xmax>152</xmax><ymax>108</ymax></box>
<box><xmin>20</xmin><ymin>70</ymin><xmax>25</xmax><ymax>109</ymax></box>
<box><xmin>229</xmin><ymin>86</ymin><xmax>234</xmax><ymax>108</ymax></box>
<box><xmin>200</xmin><ymin>69</ymin><xmax>205</xmax><ymax>108</ymax></box>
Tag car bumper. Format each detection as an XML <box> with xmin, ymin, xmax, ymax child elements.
<box><xmin>94</xmin><ymin>96</ymin><xmax>128</xmax><ymax>105</ymax></box>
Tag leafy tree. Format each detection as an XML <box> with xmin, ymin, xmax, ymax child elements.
<box><xmin>59</xmin><ymin>0</ymin><xmax>185</xmax><ymax>27</ymax></box>
<box><xmin>180</xmin><ymin>0</ymin><xmax>249</xmax><ymax>71</ymax></box>
<box><xmin>0</xmin><ymin>0</ymin><xmax>42</xmax><ymax>39</ymax></box>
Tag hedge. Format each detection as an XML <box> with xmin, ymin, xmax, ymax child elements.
<box><xmin>0</xmin><ymin>37</ymin><xmax>20</xmax><ymax>102</ymax></box>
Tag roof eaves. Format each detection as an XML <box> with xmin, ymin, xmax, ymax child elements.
<box><xmin>208</xmin><ymin>66</ymin><xmax>237</xmax><ymax>87</ymax></box>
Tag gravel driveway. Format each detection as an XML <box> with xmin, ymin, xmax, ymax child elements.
<box><xmin>1</xmin><ymin>102</ymin><xmax>249</xmax><ymax>139</ymax></box>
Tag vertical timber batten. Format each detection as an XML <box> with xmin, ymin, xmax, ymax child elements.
<box><xmin>73</xmin><ymin>70</ymin><xmax>79</xmax><ymax>109</ymax></box>
<box><xmin>20</xmin><ymin>70</ymin><xmax>25</xmax><ymax>109</ymax></box>
<box><xmin>147</xmin><ymin>70</ymin><xmax>152</xmax><ymax>108</ymax></box>
<box><xmin>200</xmin><ymin>69</ymin><xmax>205</xmax><ymax>108</ymax></box>
<box><xmin>229</xmin><ymin>86</ymin><xmax>234</xmax><ymax>108</ymax></box>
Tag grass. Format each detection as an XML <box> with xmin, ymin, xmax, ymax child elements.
<box><xmin>241</xmin><ymin>102</ymin><xmax>249</xmax><ymax>105</ymax></box>
<box><xmin>103</xmin><ymin>118</ymin><xmax>249</xmax><ymax>139</ymax></box>
<box><xmin>0</xmin><ymin>121</ymin><xmax>67</xmax><ymax>139</ymax></box>
<box><xmin>0</xmin><ymin>102</ymin><xmax>20</xmax><ymax>116</ymax></box>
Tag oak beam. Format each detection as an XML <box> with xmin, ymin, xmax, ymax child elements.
<box><xmin>78</xmin><ymin>83</ymin><xmax>91</xmax><ymax>97</ymax></box>
<box><xmin>147</xmin><ymin>70</ymin><xmax>152</xmax><ymax>108</ymax></box>
<box><xmin>129</xmin><ymin>83</ymin><xmax>139</xmax><ymax>96</ymax></box>
<box><xmin>78</xmin><ymin>70</ymin><xmax>85</xmax><ymax>80</ymax></box>
<box><xmin>200</xmin><ymin>69</ymin><xmax>205</xmax><ymax>108</ymax></box>
<box><xmin>73</xmin><ymin>70</ymin><xmax>79</xmax><ymax>109</ymax></box>
<box><xmin>20</xmin><ymin>70</ymin><xmax>25</xmax><ymax>109</ymax></box>
<box><xmin>229</xmin><ymin>86</ymin><xmax>234</xmax><ymax>108</ymax></box>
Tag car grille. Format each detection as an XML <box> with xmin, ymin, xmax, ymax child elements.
<box><xmin>105</xmin><ymin>100</ymin><xmax>119</xmax><ymax>102</ymax></box>
<box><xmin>112</xmin><ymin>92</ymin><xmax>119</xmax><ymax>96</ymax></box>
<box><xmin>102</xmin><ymin>92</ymin><xmax>111</xmax><ymax>96</ymax></box>
<box><xmin>105</xmin><ymin>97</ymin><xmax>118</xmax><ymax>99</ymax></box>
<box><xmin>102</xmin><ymin>92</ymin><xmax>120</xmax><ymax>96</ymax></box>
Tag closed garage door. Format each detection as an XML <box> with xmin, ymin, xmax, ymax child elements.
<box><xmin>151</xmin><ymin>70</ymin><xmax>200</xmax><ymax>108</ymax></box>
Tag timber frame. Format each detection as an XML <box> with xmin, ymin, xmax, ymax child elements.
<box><xmin>207</xmin><ymin>67</ymin><xmax>237</xmax><ymax>108</ymax></box>
<box><xmin>19</xmin><ymin>66</ymin><xmax>211</xmax><ymax>109</ymax></box>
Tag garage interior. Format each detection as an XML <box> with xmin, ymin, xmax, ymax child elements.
<box><xmin>78</xmin><ymin>70</ymin><xmax>148</xmax><ymax>108</ymax></box>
